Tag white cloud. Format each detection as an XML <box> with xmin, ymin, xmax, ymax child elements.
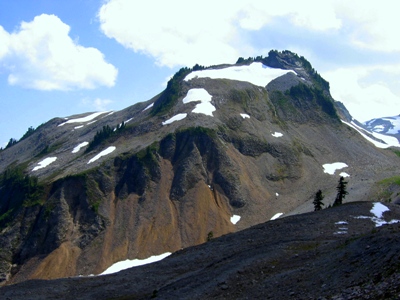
<box><xmin>335</xmin><ymin>1</ymin><xmax>400</xmax><ymax>52</ymax></box>
<box><xmin>324</xmin><ymin>66</ymin><xmax>400</xmax><ymax>121</ymax></box>
<box><xmin>98</xmin><ymin>1</ymin><xmax>400</xmax><ymax>66</ymax></box>
<box><xmin>0</xmin><ymin>14</ymin><xmax>117</xmax><ymax>90</ymax></box>
<box><xmin>82</xmin><ymin>98</ymin><xmax>114</xmax><ymax>111</ymax></box>
<box><xmin>98</xmin><ymin>0</ymin><xmax>343</xmax><ymax>67</ymax></box>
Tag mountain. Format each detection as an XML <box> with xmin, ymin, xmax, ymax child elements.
<box><xmin>1</xmin><ymin>50</ymin><xmax>400</xmax><ymax>285</ymax></box>
<box><xmin>2</xmin><ymin>201</ymin><xmax>400</xmax><ymax>299</ymax></box>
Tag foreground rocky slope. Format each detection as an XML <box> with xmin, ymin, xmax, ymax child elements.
<box><xmin>2</xmin><ymin>201</ymin><xmax>400</xmax><ymax>299</ymax></box>
<box><xmin>1</xmin><ymin>50</ymin><xmax>400</xmax><ymax>285</ymax></box>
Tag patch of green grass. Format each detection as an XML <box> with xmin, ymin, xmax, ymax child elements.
<box><xmin>378</xmin><ymin>176</ymin><xmax>400</xmax><ymax>186</ymax></box>
<box><xmin>390</xmin><ymin>149</ymin><xmax>400</xmax><ymax>158</ymax></box>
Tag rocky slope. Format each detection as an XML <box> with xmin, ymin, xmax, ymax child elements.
<box><xmin>2</xmin><ymin>201</ymin><xmax>400</xmax><ymax>299</ymax></box>
<box><xmin>1</xmin><ymin>50</ymin><xmax>400</xmax><ymax>285</ymax></box>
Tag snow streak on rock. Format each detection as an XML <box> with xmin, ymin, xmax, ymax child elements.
<box><xmin>72</xmin><ymin>142</ymin><xmax>89</xmax><ymax>153</ymax></box>
<box><xmin>270</xmin><ymin>213</ymin><xmax>283</xmax><ymax>220</ymax></box>
<box><xmin>162</xmin><ymin>113</ymin><xmax>187</xmax><ymax>125</ymax></box>
<box><xmin>32</xmin><ymin>157</ymin><xmax>57</xmax><ymax>171</ymax></box>
<box><xmin>58</xmin><ymin>112</ymin><xmax>109</xmax><ymax>127</ymax></box>
<box><xmin>87</xmin><ymin>146</ymin><xmax>116</xmax><ymax>164</ymax></box>
<box><xmin>100</xmin><ymin>252</ymin><xmax>172</xmax><ymax>275</ymax></box>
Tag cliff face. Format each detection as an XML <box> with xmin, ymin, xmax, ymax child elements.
<box><xmin>1</xmin><ymin>50</ymin><xmax>399</xmax><ymax>284</ymax></box>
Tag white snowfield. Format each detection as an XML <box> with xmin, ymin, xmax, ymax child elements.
<box><xmin>342</xmin><ymin>120</ymin><xmax>400</xmax><ymax>148</ymax></box>
<box><xmin>184</xmin><ymin>62</ymin><xmax>295</xmax><ymax>87</ymax></box>
<box><xmin>87</xmin><ymin>146</ymin><xmax>116</xmax><ymax>164</ymax></box>
<box><xmin>58</xmin><ymin>112</ymin><xmax>109</xmax><ymax>127</ymax></box>
<box><xmin>271</xmin><ymin>132</ymin><xmax>283</xmax><ymax>138</ymax></box>
<box><xmin>230</xmin><ymin>215</ymin><xmax>241</xmax><ymax>225</ymax></box>
<box><xmin>182</xmin><ymin>88</ymin><xmax>215</xmax><ymax>116</ymax></box>
<box><xmin>323</xmin><ymin>162</ymin><xmax>348</xmax><ymax>175</ymax></box>
<box><xmin>100</xmin><ymin>252</ymin><xmax>172</xmax><ymax>275</ymax></box>
<box><xmin>32</xmin><ymin>157</ymin><xmax>57</xmax><ymax>171</ymax></box>
<box><xmin>240</xmin><ymin>113</ymin><xmax>250</xmax><ymax>119</ymax></box>
<box><xmin>270</xmin><ymin>213</ymin><xmax>284</xmax><ymax>220</ymax></box>
<box><xmin>162</xmin><ymin>113</ymin><xmax>187</xmax><ymax>125</ymax></box>
<box><xmin>72</xmin><ymin>142</ymin><xmax>89</xmax><ymax>153</ymax></box>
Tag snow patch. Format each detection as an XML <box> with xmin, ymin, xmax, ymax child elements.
<box><xmin>58</xmin><ymin>112</ymin><xmax>109</xmax><ymax>127</ymax></box>
<box><xmin>100</xmin><ymin>252</ymin><xmax>171</xmax><ymax>275</ymax></box>
<box><xmin>182</xmin><ymin>88</ymin><xmax>215</xmax><ymax>116</ymax></box>
<box><xmin>230</xmin><ymin>215</ymin><xmax>241</xmax><ymax>225</ymax></box>
<box><xmin>340</xmin><ymin>172</ymin><xmax>350</xmax><ymax>178</ymax></box>
<box><xmin>270</xmin><ymin>213</ymin><xmax>283</xmax><ymax>220</ymax></box>
<box><xmin>276</xmin><ymin>193</ymin><xmax>279</xmax><ymax>197</ymax></box>
<box><xmin>240</xmin><ymin>113</ymin><xmax>250</xmax><ymax>119</ymax></box>
<box><xmin>185</xmin><ymin>62</ymin><xmax>295</xmax><ymax>87</ymax></box>
<box><xmin>88</xmin><ymin>146</ymin><xmax>116</xmax><ymax>164</ymax></box>
<box><xmin>271</xmin><ymin>132</ymin><xmax>283</xmax><ymax>138</ymax></box>
<box><xmin>371</xmin><ymin>202</ymin><xmax>389</xmax><ymax>219</ymax></box>
<box><xmin>74</xmin><ymin>125</ymin><xmax>84</xmax><ymax>129</ymax></box>
<box><xmin>72</xmin><ymin>142</ymin><xmax>89</xmax><ymax>153</ymax></box>
<box><xmin>162</xmin><ymin>113</ymin><xmax>187</xmax><ymax>125</ymax></box>
<box><xmin>32</xmin><ymin>157</ymin><xmax>57</xmax><ymax>171</ymax></box>
<box><xmin>354</xmin><ymin>202</ymin><xmax>400</xmax><ymax>227</ymax></box>
<box><xmin>143</xmin><ymin>103</ymin><xmax>154</xmax><ymax>111</ymax></box>
<box><xmin>335</xmin><ymin>221</ymin><xmax>348</xmax><ymax>225</ymax></box>
<box><xmin>323</xmin><ymin>162</ymin><xmax>348</xmax><ymax>175</ymax></box>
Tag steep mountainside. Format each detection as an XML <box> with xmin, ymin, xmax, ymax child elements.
<box><xmin>1</xmin><ymin>50</ymin><xmax>399</xmax><ymax>285</ymax></box>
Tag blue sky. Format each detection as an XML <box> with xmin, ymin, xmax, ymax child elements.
<box><xmin>1</xmin><ymin>0</ymin><xmax>400</xmax><ymax>147</ymax></box>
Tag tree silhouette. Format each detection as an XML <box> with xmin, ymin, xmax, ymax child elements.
<box><xmin>313</xmin><ymin>189</ymin><xmax>324</xmax><ymax>211</ymax></box>
<box><xmin>333</xmin><ymin>176</ymin><xmax>348</xmax><ymax>206</ymax></box>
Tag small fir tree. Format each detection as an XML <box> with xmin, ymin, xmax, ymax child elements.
<box><xmin>313</xmin><ymin>190</ymin><xmax>324</xmax><ymax>211</ymax></box>
<box><xmin>333</xmin><ymin>176</ymin><xmax>348</xmax><ymax>206</ymax></box>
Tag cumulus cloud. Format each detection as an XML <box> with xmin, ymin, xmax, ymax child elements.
<box><xmin>98</xmin><ymin>0</ymin><xmax>343</xmax><ymax>67</ymax></box>
<box><xmin>98</xmin><ymin>1</ymin><xmax>400</xmax><ymax>66</ymax></box>
<box><xmin>324</xmin><ymin>66</ymin><xmax>400</xmax><ymax>121</ymax></box>
<box><xmin>0</xmin><ymin>14</ymin><xmax>118</xmax><ymax>90</ymax></box>
<box><xmin>335</xmin><ymin>1</ymin><xmax>400</xmax><ymax>52</ymax></box>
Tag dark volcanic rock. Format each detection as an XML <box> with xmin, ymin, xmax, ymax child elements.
<box><xmin>2</xmin><ymin>202</ymin><xmax>400</xmax><ymax>299</ymax></box>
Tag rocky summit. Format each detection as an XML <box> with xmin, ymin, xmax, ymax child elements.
<box><xmin>1</xmin><ymin>50</ymin><xmax>400</xmax><ymax>292</ymax></box>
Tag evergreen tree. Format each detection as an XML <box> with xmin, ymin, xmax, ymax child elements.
<box><xmin>5</xmin><ymin>138</ymin><xmax>17</xmax><ymax>149</ymax></box>
<box><xmin>333</xmin><ymin>176</ymin><xmax>348</xmax><ymax>206</ymax></box>
<box><xmin>313</xmin><ymin>189</ymin><xmax>324</xmax><ymax>211</ymax></box>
